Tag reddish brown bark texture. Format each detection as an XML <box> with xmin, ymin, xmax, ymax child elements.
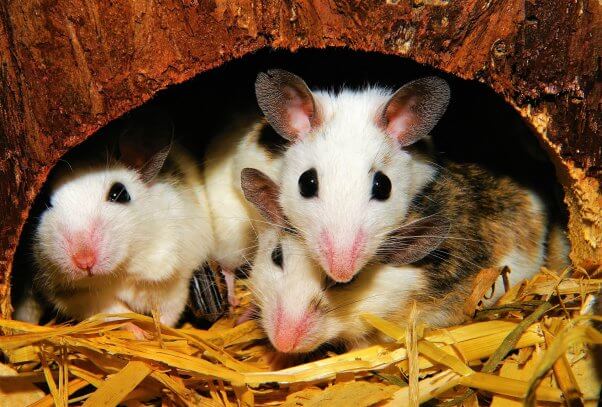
<box><xmin>0</xmin><ymin>1</ymin><xmax>600</xmax><ymax>317</ymax></box>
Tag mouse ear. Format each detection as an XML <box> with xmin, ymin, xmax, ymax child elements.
<box><xmin>255</xmin><ymin>69</ymin><xmax>321</xmax><ymax>142</ymax></box>
<box><xmin>378</xmin><ymin>77</ymin><xmax>450</xmax><ymax>147</ymax></box>
<box><xmin>241</xmin><ymin>168</ymin><xmax>286</xmax><ymax>227</ymax></box>
<box><xmin>377</xmin><ymin>214</ymin><xmax>450</xmax><ymax>265</ymax></box>
<box><xmin>118</xmin><ymin>109</ymin><xmax>173</xmax><ymax>183</ymax></box>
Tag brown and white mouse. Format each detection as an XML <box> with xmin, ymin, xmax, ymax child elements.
<box><xmin>242</xmin><ymin>165</ymin><xmax>568</xmax><ymax>354</ymax></box>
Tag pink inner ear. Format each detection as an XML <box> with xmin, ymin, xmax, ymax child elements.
<box><xmin>288</xmin><ymin>108</ymin><xmax>311</xmax><ymax>137</ymax></box>
<box><xmin>283</xmin><ymin>86</ymin><xmax>313</xmax><ymax>138</ymax></box>
<box><xmin>385</xmin><ymin>97</ymin><xmax>417</xmax><ymax>144</ymax></box>
<box><xmin>386</xmin><ymin>113</ymin><xmax>412</xmax><ymax>140</ymax></box>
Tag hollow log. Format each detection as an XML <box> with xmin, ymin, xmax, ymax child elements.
<box><xmin>0</xmin><ymin>1</ymin><xmax>600</xmax><ymax>318</ymax></box>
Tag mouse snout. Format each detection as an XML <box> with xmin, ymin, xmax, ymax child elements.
<box><xmin>71</xmin><ymin>245</ymin><xmax>97</xmax><ymax>272</ymax></box>
<box><xmin>319</xmin><ymin>228</ymin><xmax>366</xmax><ymax>283</ymax></box>
<box><xmin>63</xmin><ymin>221</ymin><xmax>103</xmax><ymax>276</ymax></box>
<box><xmin>271</xmin><ymin>303</ymin><xmax>316</xmax><ymax>353</ymax></box>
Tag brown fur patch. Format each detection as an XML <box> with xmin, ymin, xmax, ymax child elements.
<box><xmin>251</xmin><ymin>120</ymin><xmax>290</xmax><ymax>159</ymax></box>
<box><xmin>545</xmin><ymin>223</ymin><xmax>570</xmax><ymax>270</ymax></box>
<box><xmin>400</xmin><ymin>162</ymin><xmax>548</xmax><ymax>308</ymax></box>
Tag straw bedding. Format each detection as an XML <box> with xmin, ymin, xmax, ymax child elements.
<box><xmin>1</xmin><ymin>266</ymin><xmax>600</xmax><ymax>406</ymax></box>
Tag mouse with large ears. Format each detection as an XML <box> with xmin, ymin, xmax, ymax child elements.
<box><xmin>22</xmin><ymin>109</ymin><xmax>214</xmax><ymax>327</ymax></box>
<box><xmin>254</xmin><ymin>69</ymin><xmax>451</xmax><ymax>283</ymax></box>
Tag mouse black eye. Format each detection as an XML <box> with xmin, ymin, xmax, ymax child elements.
<box><xmin>271</xmin><ymin>244</ymin><xmax>283</xmax><ymax>268</ymax></box>
<box><xmin>107</xmin><ymin>182</ymin><xmax>131</xmax><ymax>204</ymax></box>
<box><xmin>371</xmin><ymin>171</ymin><xmax>391</xmax><ymax>201</ymax></box>
<box><xmin>299</xmin><ymin>168</ymin><xmax>318</xmax><ymax>198</ymax></box>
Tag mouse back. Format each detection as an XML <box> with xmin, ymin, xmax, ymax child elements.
<box><xmin>203</xmin><ymin>115</ymin><xmax>286</xmax><ymax>271</ymax></box>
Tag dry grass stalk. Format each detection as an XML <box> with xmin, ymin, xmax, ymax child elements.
<box><xmin>525</xmin><ymin>317</ymin><xmax>602</xmax><ymax>407</ymax></box>
<box><xmin>464</xmin><ymin>267</ymin><xmax>502</xmax><ymax>317</ymax></box>
<box><xmin>0</xmin><ymin>269</ymin><xmax>599</xmax><ymax>406</ymax></box>
<box><xmin>406</xmin><ymin>301</ymin><xmax>419</xmax><ymax>406</ymax></box>
<box><xmin>82</xmin><ymin>361</ymin><xmax>152</xmax><ymax>407</ymax></box>
<box><xmin>544</xmin><ymin>319</ymin><xmax>584</xmax><ymax>406</ymax></box>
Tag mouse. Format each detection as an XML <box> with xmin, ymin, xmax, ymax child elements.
<box><xmin>254</xmin><ymin>69</ymin><xmax>450</xmax><ymax>283</ymax></box>
<box><xmin>241</xmin><ymin>165</ymin><xmax>568</xmax><ymax>354</ymax></box>
<box><xmin>202</xmin><ymin>113</ymin><xmax>286</xmax><ymax>307</ymax></box>
<box><xmin>21</xmin><ymin>109</ymin><xmax>214</xmax><ymax>327</ymax></box>
<box><xmin>202</xmin><ymin>69</ymin><xmax>450</xmax><ymax>306</ymax></box>
<box><xmin>248</xmin><ymin>227</ymin><xmax>432</xmax><ymax>354</ymax></box>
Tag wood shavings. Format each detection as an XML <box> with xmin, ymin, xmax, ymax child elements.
<box><xmin>525</xmin><ymin>322</ymin><xmax>602</xmax><ymax>407</ymax></box>
<box><xmin>464</xmin><ymin>267</ymin><xmax>503</xmax><ymax>317</ymax></box>
<box><xmin>0</xmin><ymin>268</ymin><xmax>599</xmax><ymax>406</ymax></box>
<box><xmin>282</xmin><ymin>381</ymin><xmax>399</xmax><ymax>406</ymax></box>
<box><xmin>82</xmin><ymin>361</ymin><xmax>153</xmax><ymax>406</ymax></box>
<box><xmin>0</xmin><ymin>362</ymin><xmax>45</xmax><ymax>406</ymax></box>
<box><xmin>544</xmin><ymin>319</ymin><xmax>584</xmax><ymax>405</ymax></box>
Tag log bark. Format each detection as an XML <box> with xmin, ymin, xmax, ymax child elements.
<box><xmin>0</xmin><ymin>0</ymin><xmax>600</xmax><ymax>317</ymax></box>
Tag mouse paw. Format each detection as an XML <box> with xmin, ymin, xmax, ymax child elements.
<box><xmin>221</xmin><ymin>268</ymin><xmax>240</xmax><ymax>308</ymax></box>
<box><xmin>121</xmin><ymin>322</ymin><xmax>149</xmax><ymax>340</ymax></box>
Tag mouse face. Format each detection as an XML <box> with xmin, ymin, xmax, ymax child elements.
<box><xmin>255</xmin><ymin>70</ymin><xmax>450</xmax><ymax>283</ymax></box>
<box><xmin>250</xmin><ymin>229</ymin><xmax>336</xmax><ymax>353</ymax></box>
<box><xmin>280</xmin><ymin>90</ymin><xmax>429</xmax><ymax>283</ymax></box>
<box><xmin>35</xmin><ymin>112</ymin><xmax>173</xmax><ymax>285</ymax></box>
<box><xmin>250</xmin><ymin>228</ymin><xmax>428</xmax><ymax>354</ymax></box>
<box><xmin>35</xmin><ymin>166</ymin><xmax>145</xmax><ymax>282</ymax></box>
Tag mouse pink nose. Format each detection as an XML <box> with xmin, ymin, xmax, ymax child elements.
<box><xmin>71</xmin><ymin>247</ymin><xmax>97</xmax><ymax>272</ymax></box>
<box><xmin>320</xmin><ymin>230</ymin><xmax>366</xmax><ymax>283</ymax></box>
<box><xmin>273</xmin><ymin>325</ymin><xmax>298</xmax><ymax>353</ymax></box>
<box><xmin>272</xmin><ymin>306</ymin><xmax>313</xmax><ymax>353</ymax></box>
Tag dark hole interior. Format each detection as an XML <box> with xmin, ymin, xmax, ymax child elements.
<box><xmin>160</xmin><ymin>47</ymin><xmax>562</xmax><ymax>191</ymax></box>
<box><xmin>11</xmin><ymin>47</ymin><xmax>566</xmax><ymax>323</ymax></box>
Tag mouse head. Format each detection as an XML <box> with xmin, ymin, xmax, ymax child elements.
<box><xmin>248</xmin><ymin>228</ymin><xmax>334</xmax><ymax>353</ymax></box>
<box><xmin>242</xmin><ymin>168</ymin><xmax>333</xmax><ymax>353</ymax></box>
<box><xmin>255</xmin><ymin>69</ymin><xmax>450</xmax><ymax>283</ymax></box>
<box><xmin>34</xmin><ymin>111</ymin><xmax>173</xmax><ymax>282</ymax></box>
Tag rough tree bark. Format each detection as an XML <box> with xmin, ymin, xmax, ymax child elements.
<box><xmin>0</xmin><ymin>1</ymin><xmax>600</xmax><ymax>318</ymax></box>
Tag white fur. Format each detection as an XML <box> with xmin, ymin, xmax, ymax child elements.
<box><xmin>279</xmin><ymin>88</ymin><xmax>437</xmax><ymax>281</ymax></box>
<box><xmin>205</xmin><ymin>86</ymin><xmax>438</xmax><ymax>291</ymax></box>
<box><xmin>250</xmin><ymin>229</ymin><xmax>330</xmax><ymax>352</ymax></box>
<box><xmin>203</xmin><ymin>119</ymin><xmax>282</xmax><ymax>272</ymax></box>
<box><xmin>30</xmin><ymin>146</ymin><xmax>213</xmax><ymax>326</ymax></box>
<box><xmin>13</xmin><ymin>290</ymin><xmax>44</xmax><ymax>324</ymax></box>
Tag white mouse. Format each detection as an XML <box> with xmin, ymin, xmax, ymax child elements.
<box><xmin>26</xmin><ymin>111</ymin><xmax>214</xmax><ymax>326</ymax></box>
<box><xmin>242</xmin><ymin>165</ymin><xmax>567</xmax><ymax>354</ymax></box>
<box><xmin>202</xmin><ymin>114</ymin><xmax>285</xmax><ymax>306</ymax></box>
<box><xmin>254</xmin><ymin>69</ymin><xmax>450</xmax><ymax>283</ymax></box>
